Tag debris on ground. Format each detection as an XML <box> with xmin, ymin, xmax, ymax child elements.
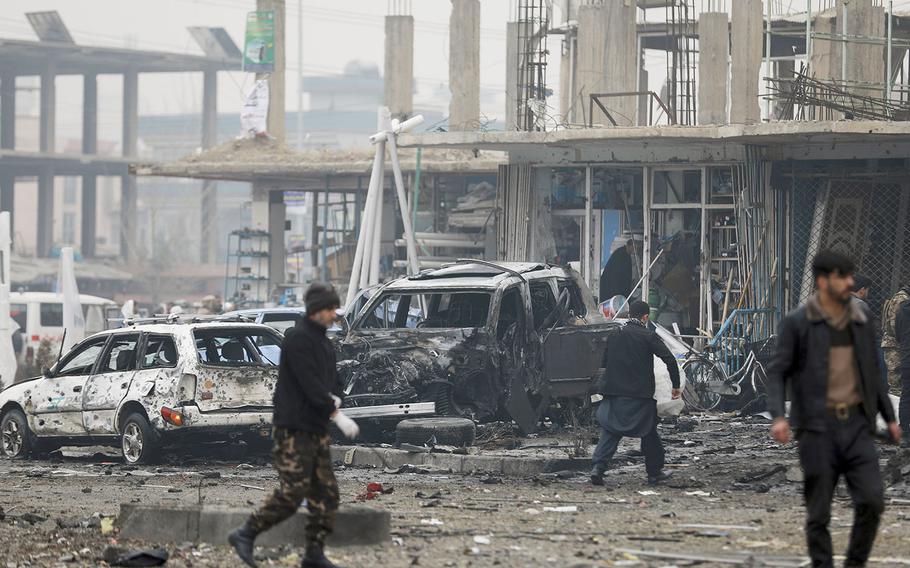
<box><xmin>356</xmin><ymin>482</ymin><xmax>394</xmax><ymax>501</ymax></box>
<box><xmin>103</xmin><ymin>546</ymin><xmax>169</xmax><ymax>567</ymax></box>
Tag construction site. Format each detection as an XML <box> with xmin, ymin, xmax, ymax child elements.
<box><xmin>1</xmin><ymin>1</ymin><xmax>910</xmax><ymax>567</ymax></box>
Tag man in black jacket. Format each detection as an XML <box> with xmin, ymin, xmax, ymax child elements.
<box><xmin>769</xmin><ymin>250</ymin><xmax>901</xmax><ymax>568</ymax></box>
<box><xmin>230</xmin><ymin>283</ymin><xmax>359</xmax><ymax>568</ymax></box>
<box><xmin>590</xmin><ymin>300</ymin><xmax>681</xmax><ymax>486</ymax></box>
<box><xmin>599</xmin><ymin>239</ymin><xmax>635</xmax><ymax>302</ymax></box>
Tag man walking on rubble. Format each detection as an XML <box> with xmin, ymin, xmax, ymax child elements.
<box><xmin>769</xmin><ymin>250</ymin><xmax>901</xmax><ymax>568</ymax></box>
<box><xmin>229</xmin><ymin>283</ymin><xmax>360</xmax><ymax>568</ymax></box>
<box><xmin>590</xmin><ymin>300</ymin><xmax>681</xmax><ymax>486</ymax></box>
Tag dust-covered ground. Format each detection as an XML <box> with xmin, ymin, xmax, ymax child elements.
<box><xmin>1</xmin><ymin>416</ymin><xmax>909</xmax><ymax>567</ymax></box>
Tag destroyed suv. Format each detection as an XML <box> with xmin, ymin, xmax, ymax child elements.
<box><xmin>0</xmin><ymin>321</ymin><xmax>283</xmax><ymax>464</ymax></box>
<box><xmin>336</xmin><ymin>261</ymin><xmax>618</xmax><ymax>433</ymax></box>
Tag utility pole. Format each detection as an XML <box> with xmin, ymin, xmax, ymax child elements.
<box><xmin>296</xmin><ymin>0</ymin><xmax>303</xmax><ymax>149</ymax></box>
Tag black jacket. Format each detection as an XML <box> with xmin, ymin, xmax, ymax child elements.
<box><xmin>272</xmin><ymin>318</ymin><xmax>343</xmax><ymax>434</ymax></box>
<box><xmin>598</xmin><ymin>319</ymin><xmax>680</xmax><ymax>399</ymax></box>
<box><xmin>768</xmin><ymin>296</ymin><xmax>896</xmax><ymax>432</ymax></box>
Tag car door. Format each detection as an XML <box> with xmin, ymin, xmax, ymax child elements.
<box><xmin>541</xmin><ymin>278</ymin><xmax>618</xmax><ymax>399</ymax></box>
<box><xmin>30</xmin><ymin>335</ymin><xmax>109</xmax><ymax>437</ymax></box>
<box><xmin>82</xmin><ymin>332</ymin><xmax>140</xmax><ymax>436</ymax></box>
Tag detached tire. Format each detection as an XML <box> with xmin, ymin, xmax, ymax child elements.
<box><xmin>395</xmin><ymin>417</ymin><xmax>476</xmax><ymax>447</ymax></box>
<box><xmin>1</xmin><ymin>409</ymin><xmax>34</xmax><ymax>459</ymax></box>
<box><xmin>120</xmin><ymin>413</ymin><xmax>160</xmax><ymax>465</ymax></box>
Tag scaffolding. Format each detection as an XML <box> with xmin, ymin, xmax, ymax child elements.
<box><xmin>515</xmin><ymin>0</ymin><xmax>549</xmax><ymax>131</ymax></box>
<box><xmin>666</xmin><ymin>0</ymin><xmax>698</xmax><ymax>125</ymax></box>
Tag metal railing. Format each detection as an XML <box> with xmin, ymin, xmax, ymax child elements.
<box><xmin>707</xmin><ymin>308</ymin><xmax>777</xmax><ymax>375</ymax></box>
<box><xmin>587</xmin><ymin>91</ymin><xmax>676</xmax><ymax>127</ymax></box>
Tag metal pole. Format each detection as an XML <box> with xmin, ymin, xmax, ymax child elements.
<box><xmin>368</xmin><ymin>155</ymin><xmax>385</xmax><ymax>286</ymax></box>
<box><xmin>411</xmin><ymin>147</ymin><xmax>421</xmax><ymax>232</ymax></box>
<box><xmin>764</xmin><ymin>0</ymin><xmax>772</xmax><ymax>121</ymax></box>
<box><xmin>887</xmin><ymin>0</ymin><xmax>893</xmax><ymax>99</ymax></box>
<box><xmin>322</xmin><ymin>178</ymin><xmax>329</xmax><ymax>282</ymax></box>
<box><xmin>346</xmin><ymin>110</ymin><xmax>385</xmax><ymax>305</ymax></box>
<box><xmin>805</xmin><ymin>0</ymin><xmax>812</xmax><ymax>68</ymax></box>
<box><xmin>841</xmin><ymin>0</ymin><xmax>848</xmax><ymax>87</ymax></box>
<box><xmin>296</xmin><ymin>0</ymin><xmax>304</xmax><ymax>149</ymax></box>
<box><xmin>387</xmin><ymin>132</ymin><xmax>420</xmax><ymax>276</ymax></box>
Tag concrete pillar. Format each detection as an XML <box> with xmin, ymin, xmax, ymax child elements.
<box><xmin>384</xmin><ymin>15</ymin><xmax>414</xmax><ymax>120</ymax></box>
<box><xmin>258</xmin><ymin>0</ymin><xmax>285</xmax><ymax>142</ymax></box>
<box><xmin>81</xmin><ymin>73</ymin><xmax>98</xmax><ymax>258</ymax></box>
<box><xmin>559</xmin><ymin>35</ymin><xmax>574</xmax><ymax>123</ymax></box>
<box><xmin>506</xmin><ymin>21</ymin><xmax>519</xmax><ymax>130</ymax></box>
<box><xmin>200</xmin><ymin>69</ymin><xmax>218</xmax><ymax>264</ymax></box>
<box><xmin>730</xmin><ymin>0</ymin><xmax>762</xmax><ymax>124</ymax></box>
<box><xmin>842</xmin><ymin>0</ymin><xmax>885</xmax><ymax>97</ymax></box>
<box><xmin>575</xmin><ymin>1</ymin><xmax>637</xmax><ymax>126</ymax></box>
<box><xmin>698</xmin><ymin>12</ymin><xmax>729</xmax><ymax>125</ymax></box>
<box><xmin>0</xmin><ymin>72</ymin><xmax>15</xmax><ymax>222</ymax></box>
<box><xmin>268</xmin><ymin>190</ymin><xmax>286</xmax><ymax>290</ymax></box>
<box><xmin>448</xmin><ymin>0</ymin><xmax>480</xmax><ymax>131</ymax></box>
<box><xmin>37</xmin><ymin>67</ymin><xmax>56</xmax><ymax>257</ymax></box>
<box><xmin>121</xmin><ymin>70</ymin><xmax>138</xmax><ymax>261</ymax></box>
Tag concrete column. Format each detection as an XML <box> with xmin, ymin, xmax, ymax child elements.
<box><xmin>842</xmin><ymin>0</ymin><xmax>885</xmax><ymax>97</ymax></box>
<box><xmin>575</xmin><ymin>1</ymin><xmax>637</xmax><ymax>126</ymax></box>
<box><xmin>730</xmin><ymin>0</ymin><xmax>762</xmax><ymax>124</ymax></box>
<box><xmin>268</xmin><ymin>190</ymin><xmax>286</xmax><ymax>290</ymax></box>
<box><xmin>384</xmin><ymin>15</ymin><xmax>414</xmax><ymax>120</ymax></box>
<box><xmin>37</xmin><ymin>67</ymin><xmax>56</xmax><ymax>257</ymax></box>
<box><xmin>698</xmin><ymin>12</ymin><xmax>729</xmax><ymax>125</ymax></box>
<box><xmin>0</xmin><ymin>72</ymin><xmax>15</xmax><ymax>222</ymax></box>
<box><xmin>81</xmin><ymin>73</ymin><xmax>98</xmax><ymax>257</ymax></box>
<box><xmin>559</xmin><ymin>35</ymin><xmax>574</xmax><ymax>123</ymax></box>
<box><xmin>258</xmin><ymin>0</ymin><xmax>285</xmax><ymax>142</ymax></box>
<box><xmin>506</xmin><ymin>21</ymin><xmax>519</xmax><ymax>130</ymax></box>
<box><xmin>200</xmin><ymin>69</ymin><xmax>218</xmax><ymax>264</ymax></box>
<box><xmin>120</xmin><ymin>70</ymin><xmax>138</xmax><ymax>261</ymax></box>
<box><xmin>448</xmin><ymin>0</ymin><xmax>480</xmax><ymax>131</ymax></box>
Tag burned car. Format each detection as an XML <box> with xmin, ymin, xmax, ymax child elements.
<box><xmin>0</xmin><ymin>321</ymin><xmax>282</xmax><ymax>464</ymax></box>
<box><xmin>335</xmin><ymin>261</ymin><xmax>619</xmax><ymax>433</ymax></box>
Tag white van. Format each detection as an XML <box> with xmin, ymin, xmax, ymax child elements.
<box><xmin>8</xmin><ymin>292</ymin><xmax>118</xmax><ymax>364</ymax></box>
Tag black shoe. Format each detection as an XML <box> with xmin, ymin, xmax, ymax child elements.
<box><xmin>590</xmin><ymin>474</ymin><xmax>604</xmax><ymax>486</ymax></box>
<box><xmin>647</xmin><ymin>471</ymin><xmax>672</xmax><ymax>486</ymax></box>
<box><xmin>228</xmin><ymin>522</ymin><xmax>258</xmax><ymax>568</ymax></box>
<box><xmin>303</xmin><ymin>546</ymin><xmax>343</xmax><ymax>568</ymax></box>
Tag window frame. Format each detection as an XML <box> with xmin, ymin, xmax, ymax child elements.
<box><xmin>96</xmin><ymin>332</ymin><xmax>141</xmax><ymax>374</ymax></box>
<box><xmin>193</xmin><ymin>327</ymin><xmax>283</xmax><ymax>367</ymax></box>
<box><xmin>138</xmin><ymin>333</ymin><xmax>179</xmax><ymax>370</ymax></box>
<box><xmin>40</xmin><ymin>302</ymin><xmax>64</xmax><ymax>327</ymax></box>
<box><xmin>52</xmin><ymin>335</ymin><xmax>110</xmax><ymax>377</ymax></box>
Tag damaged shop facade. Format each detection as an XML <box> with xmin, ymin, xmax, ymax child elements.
<box><xmin>401</xmin><ymin>122</ymin><xmax>910</xmax><ymax>346</ymax></box>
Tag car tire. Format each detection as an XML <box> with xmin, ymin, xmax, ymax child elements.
<box><xmin>395</xmin><ymin>417</ymin><xmax>476</xmax><ymax>447</ymax></box>
<box><xmin>120</xmin><ymin>413</ymin><xmax>160</xmax><ymax>465</ymax></box>
<box><xmin>1</xmin><ymin>409</ymin><xmax>34</xmax><ymax>459</ymax></box>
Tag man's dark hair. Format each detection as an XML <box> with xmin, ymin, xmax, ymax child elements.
<box><xmin>812</xmin><ymin>250</ymin><xmax>855</xmax><ymax>280</ymax></box>
<box><xmin>852</xmin><ymin>273</ymin><xmax>872</xmax><ymax>292</ymax></box>
<box><xmin>626</xmin><ymin>239</ymin><xmax>634</xmax><ymax>247</ymax></box>
<box><xmin>629</xmin><ymin>300</ymin><xmax>650</xmax><ymax>319</ymax></box>
<box><xmin>305</xmin><ymin>282</ymin><xmax>341</xmax><ymax>314</ymax></box>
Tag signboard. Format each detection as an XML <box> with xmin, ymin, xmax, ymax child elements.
<box><xmin>241</xmin><ymin>80</ymin><xmax>270</xmax><ymax>136</ymax></box>
<box><xmin>243</xmin><ymin>11</ymin><xmax>275</xmax><ymax>73</ymax></box>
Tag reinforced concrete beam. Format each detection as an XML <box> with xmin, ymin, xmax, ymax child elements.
<box><xmin>730</xmin><ymin>0</ymin><xmax>762</xmax><ymax>124</ymax></box>
<box><xmin>448</xmin><ymin>0</ymin><xmax>480</xmax><ymax>131</ymax></box>
<box><xmin>120</xmin><ymin>70</ymin><xmax>138</xmax><ymax>261</ymax></box>
<box><xmin>698</xmin><ymin>12</ymin><xmax>729</xmax><ymax>125</ymax></box>
<box><xmin>384</xmin><ymin>15</ymin><xmax>414</xmax><ymax>120</ymax></box>
<box><xmin>506</xmin><ymin>21</ymin><xmax>519</xmax><ymax>130</ymax></box>
<box><xmin>81</xmin><ymin>73</ymin><xmax>97</xmax><ymax>257</ymax></box>
<box><xmin>268</xmin><ymin>189</ymin><xmax>286</xmax><ymax>290</ymax></box>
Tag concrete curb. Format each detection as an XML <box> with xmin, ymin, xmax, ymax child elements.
<box><xmin>118</xmin><ymin>504</ymin><xmax>389</xmax><ymax>547</ymax></box>
<box><xmin>332</xmin><ymin>446</ymin><xmax>589</xmax><ymax>476</ymax></box>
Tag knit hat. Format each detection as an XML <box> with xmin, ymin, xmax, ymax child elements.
<box><xmin>305</xmin><ymin>282</ymin><xmax>341</xmax><ymax>315</ymax></box>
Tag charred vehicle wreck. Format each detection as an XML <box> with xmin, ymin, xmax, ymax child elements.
<box><xmin>335</xmin><ymin>261</ymin><xmax>619</xmax><ymax>433</ymax></box>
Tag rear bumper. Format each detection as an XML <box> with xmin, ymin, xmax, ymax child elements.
<box><xmin>154</xmin><ymin>405</ymin><xmax>273</xmax><ymax>442</ymax></box>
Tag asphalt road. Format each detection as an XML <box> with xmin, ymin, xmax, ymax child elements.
<box><xmin>1</xmin><ymin>418</ymin><xmax>909</xmax><ymax>567</ymax></box>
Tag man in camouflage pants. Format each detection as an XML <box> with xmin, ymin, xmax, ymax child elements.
<box><xmin>229</xmin><ymin>283</ymin><xmax>360</xmax><ymax>568</ymax></box>
<box><xmin>882</xmin><ymin>286</ymin><xmax>910</xmax><ymax>392</ymax></box>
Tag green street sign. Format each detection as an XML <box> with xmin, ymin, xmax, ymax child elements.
<box><xmin>243</xmin><ymin>10</ymin><xmax>275</xmax><ymax>73</ymax></box>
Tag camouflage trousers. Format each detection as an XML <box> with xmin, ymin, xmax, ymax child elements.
<box><xmin>884</xmin><ymin>347</ymin><xmax>903</xmax><ymax>392</ymax></box>
<box><xmin>248</xmin><ymin>428</ymin><xmax>339</xmax><ymax>548</ymax></box>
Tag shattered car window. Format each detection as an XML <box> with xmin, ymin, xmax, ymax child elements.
<box><xmin>98</xmin><ymin>334</ymin><xmax>139</xmax><ymax>373</ymax></box>
<box><xmin>194</xmin><ymin>328</ymin><xmax>282</xmax><ymax>367</ymax></box>
<box><xmin>141</xmin><ymin>335</ymin><xmax>178</xmax><ymax>369</ymax></box>
<box><xmin>359</xmin><ymin>291</ymin><xmax>491</xmax><ymax>330</ymax></box>
<box><xmin>55</xmin><ymin>336</ymin><xmax>108</xmax><ymax>377</ymax></box>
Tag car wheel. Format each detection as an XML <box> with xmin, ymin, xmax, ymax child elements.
<box><xmin>121</xmin><ymin>413</ymin><xmax>159</xmax><ymax>465</ymax></box>
<box><xmin>1</xmin><ymin>409</ymin><xmax>34</xmax><ymax>459</ymax></box>
<box><xmin>395</xmin><ymin>417</ymin><xmax>476</xmax><ymax>447</ymax></box>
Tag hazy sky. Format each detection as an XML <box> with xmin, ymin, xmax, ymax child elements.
<box><xmin>1</xmin><ymin>0</ymin><xmax>519</xmax><ymax>143</ymax></box>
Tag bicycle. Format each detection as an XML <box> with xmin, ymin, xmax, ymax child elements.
<box><xmin>681</xmin><ymin>336</ymin><xmax>775</xmax><ymax>412</ymax></box>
